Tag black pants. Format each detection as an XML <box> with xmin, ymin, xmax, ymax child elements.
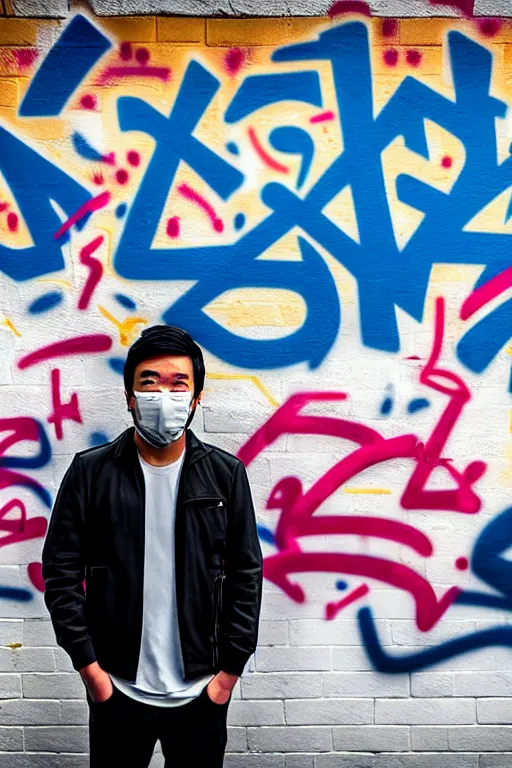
<box><xmin>87</xmin><ymin>684</ymin><xmax>229</xmax><ymax>767</ymax></box>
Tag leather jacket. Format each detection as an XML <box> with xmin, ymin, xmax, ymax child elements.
<box><xmin>42</xmin><ymin>428</ymin><xmax>263</xmax><ymax>682</ymax></box>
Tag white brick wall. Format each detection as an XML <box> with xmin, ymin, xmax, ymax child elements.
<box><xmin>2</xmin><ymin>4</ymin><xmax>512</xmax><ymax>767</ymax></box>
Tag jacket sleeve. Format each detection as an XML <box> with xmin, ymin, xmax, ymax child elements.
<box><xmin>42</xmin><ymin>454</ymin><xmax>97</xmax><ymax>672</ymax></box>
<box><xmin>219</xmin><ymin>459</ymin><xmax>263</xmax><ymax>677</ymax></box>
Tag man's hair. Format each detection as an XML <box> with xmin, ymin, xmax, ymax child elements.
<box><xmin>124</xmin><ymin>325</ymin><xmax>205</xmax><ymax>399</ymax></box>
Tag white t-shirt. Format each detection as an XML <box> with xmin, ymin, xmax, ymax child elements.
<box><xmin>111</xmin><ymin>449</ymin><xmax>212</xmax><ymax>707</ymax></box>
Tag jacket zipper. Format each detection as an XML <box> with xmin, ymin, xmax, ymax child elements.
<box><xmin>212</xmin><ymin>561</ymin><xmax>226</xmax><ymax>669</ymax></box>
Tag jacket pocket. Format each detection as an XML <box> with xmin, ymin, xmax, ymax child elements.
<box><xmin>212</xmin><ymin>567</ymin><xmax>226</xmax><ymax>669</ymax></box>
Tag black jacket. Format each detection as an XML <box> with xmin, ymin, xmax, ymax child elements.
<box><xmin>42</xmin><ymin>428</ymin><xmax>263</xmax><ymax>681</ymax></box>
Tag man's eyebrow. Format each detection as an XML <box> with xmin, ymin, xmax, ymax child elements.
<box><xmin>173</xmin><ymin>373</ymin><xmax>190</xmax><ymax>380</ymax></box>
<box><xmin>139</xmin><ymin>369</ymin><xmax>161</xmax><ymax>379</ymax></box>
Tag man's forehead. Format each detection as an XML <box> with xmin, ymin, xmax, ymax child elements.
<box><xmin>134</xmin><ymin>355</ymin><xmax>193</xmax><ymax>375</ymax></box>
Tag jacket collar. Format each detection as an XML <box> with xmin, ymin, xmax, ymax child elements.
<box><xmin>112</xmin><ymin>427</ymin><xmax>212</xmax><ymax>466</ymax></box>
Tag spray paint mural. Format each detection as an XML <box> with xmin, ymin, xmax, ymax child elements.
<box><xmin>1</xmin><ymin>10</ymin><xmax>512</xmax><ymax>676</ymax></box>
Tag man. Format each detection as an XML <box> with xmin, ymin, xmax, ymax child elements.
<box><xmin>42</xmin><ymin>325</ymin><xmax>263</xmax><ymax>767</ymax></box>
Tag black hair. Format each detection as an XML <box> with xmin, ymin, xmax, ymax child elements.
<box><xmin>124</xmin><ymin>325</ymin><xmax>205</xmax><ymax>399</ymax></box>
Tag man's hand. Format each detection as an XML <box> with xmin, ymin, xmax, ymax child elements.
<box><xmin>80</xmin><ymin>661</ymin><xmax>114</xmax><ymax>704</ymax></box>
<box><xmin>206</xmin><ymin>671</ymin><xmax>238</xmax><ymax>705</ymax></box>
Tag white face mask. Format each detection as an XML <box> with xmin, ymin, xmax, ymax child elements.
<box><xmin>132</xmin><ymin>391</ymin><xmax>193</xmax><ymax>448</ymax></box>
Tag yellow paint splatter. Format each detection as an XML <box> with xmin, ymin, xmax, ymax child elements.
<box><xmin>35</xmin><ymin>278</ymin><xmax>71</xmax><ymax>291</ymax></box>
<box><xmin>98</xmin><ymin>306</ymin><xmax>147</xmax><ymax>347</ymax></box>
<box><xmin>343</xmin><ymin>488</ymin><xmax>392</xmax><ymax>495</ymax></box>
<box><xmin>1</xmin><ymin>317</ymin><xmax>21</xmax><ymax>336</ymax></box>
<box><xmin>207</xmin><ymin>373</ymin><xmax>279</xmax><ymax>408</ymax></box>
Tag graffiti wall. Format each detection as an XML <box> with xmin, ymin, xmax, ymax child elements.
<box><xmin>2</xmin><ymin>7</ymin><xmax>512</xmax><ymax>763</ymax></box>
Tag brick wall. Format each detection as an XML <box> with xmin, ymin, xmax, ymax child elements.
<box><xmin>2</xmin><ymin>7</ymin><xmax>512</xmax><ymax>767</ymax></box>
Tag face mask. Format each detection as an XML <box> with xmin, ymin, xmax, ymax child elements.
<box><xmin>132</xmin><ymin>391</ymin><xmax>193</xmax><ymax>448</ymax></box>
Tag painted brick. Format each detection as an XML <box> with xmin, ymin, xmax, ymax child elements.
<box><xmin>258</xmin><ymin>620</ymin><xmax>289</xmax><ymax>646</ymax></box>
<box><xmin>0</xmin><ymin>18</ymin><xmax>41</xmax><ymax>43</ymax></box>
<box><xmin>0</xmin><ymin>756</ymin><xmax>88</xmax><ymax>767</ymax></box>
<box><xmin>315</xmin><ymin>756</ymin><xmax>374</xmax><ymax>768</ymax></box>
<box><xmin>206</xmin><ymin>17</ymin><xmax>329</xmax><ymax>47</ymax></box>
<box><xmin>0</xmin><ymin>621</ymin><xmax>23</xmax><ymax>646</ymax></box>
<box><xmin>375</xmin><ymin>698</ymin><xmax>475</xmax><ymax>725</ymax></box>
<box><xmin>241</xmin><ymin>673</ymin><xmax>323</xmax><ymax>699</ymax></box>
<box><xmin>228</xmin><ymin>699</ymin><xmax>285</xmax><ymax>726</ymax></box>
<box><xmin>479</xmin><ymin>755</ymin><xmax>512</xmax><ymax>768</ymax></box>
<box><xmin>400</xmin><ymin>18</ymin><xmax>455</xmax><ymax>45</ymax></box>
<box><xmin>324</xmin><ymin>673</ymin><xmax>409</xmax><ymax>698</ymax></box>
<box><xmin>0</xmin><ymin>726</ymin><xmax>23</xmax><ymax>750</ymax></box>
<box><xmin>0</xmin><ymin>675</ymin><xmax>22</xmax><ymax>699</ymax></box>
<box><xmin>94</xmin><ymin>16</ymin><xmax>156</xmax><ymax>41</ymax></box>
<box><xmin>285</xmin><ymin>698</ymin><xmax>374</xmax><ymax>725</ymax></box>
<box><xmin>255</xmin><ymin>647</ymin><xmax>331</xmax><ymax>672</ymax></box>
<box><xmin>53</xmin><ymin>649</ymin><xmax>73</xmax><ymax>673</ymax></box>
<box><xmin>453</xmin><ymin>672</ymin><xmax>512</xmax><ymax>697</ymax></box>
<box><xmin>0</xmin><ymin>698</ymin><xmax>60</xmax><ymax>724</ymax></box>
<box><xmin>247</xmin><ymin>726</ymin><xmax>332</xmax><ymax>753</ymax></box>
<box><xmin>285</xmin><ymin>756</ymin><xmax>314</xmax><ymax>768</ymax></box>
<box><xmin>478</xmin><ymin>698</ymin><xmax>512</xmax><ymax>724</ymax></box>
<box><xmin>22</xmin><ymin>674</ymin><xmax>85</xmax><ymax>700</ymax></box>
<box><xmin>410</xmin><ymin>674</ymin><xmax>454</xmax><ymax>698</ymax></box>
<box><xmin>448</xmin><ymin>726</ymin><xmax>512</xmax><ymax>751</ymax></box>
<box><xmin>22</xmin><ymin>621</ymin><xmax>56</xmax><ymax>647</ymax></box>
<box><xmin>59</xmin><ymin>700</ymin><xmax>88</xmax><ymax>725</ymax></box>
<box><xmin>226</xmin><ymin>727</ymin><xmax>247</xmax><ymax>752</ymax></box>
<box><xmin>374</xmin><ymin>756</ymin><xmax>478</xmax><ymax>768</ymax></box>
<box><xmin>332</xmin><ymin>726</ymin><xmax>410</xmax><ymax>752</ymax></box>
<box><xmin>410</xmin><ymin>727</ymin><xmax>449</xmax><ymax>751</ymax></box>
<box><xmin>0</xmin><ymin>78</ymin><xmax>18</xmax><ymax>106</ymax></box>
<box><xmin>157</xmin><ymin>17</ymin><xmax>204</xmax><ymax>43</ymax></box>
<box><xmin>290</xmin><ymin>620</ymin><xmax>392</xmax><ymax>646</ymax></box>
<box><xmin>0</xmin><ymin>648</ymin><xmax>55</xmax><ymax>673</ymax></box>
<box><xmin>225</xmin><ymin>757</ymin><xmax>284</xmax><ymax>768</ymax></box>
<box><xmin>24</xmin><ymin>725</ymin><xmax>88</xmax><ymax>752</ymax></box>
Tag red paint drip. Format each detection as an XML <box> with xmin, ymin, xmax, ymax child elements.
<box><xmin>92</xmin><ymin>171</ymin><xmax>104</xmax><ymax>186</ymax></box>
<box><xmin>78</xmin><ymin>235</ymin><xmax>104</xmax><ymax>311</ymax></box>
<box><xmin>102</xmin><ymin>152</ymin><xmax>116</xmax><ymax>166</ymax></box>
<box><xmin>384</xmin><ymin>49</ymin><xmax>399</xmax><ymax>67</ymax></box>
<box><xmin>7</xmin><ymin>212</ymin><xmax>18</xmax><ymax>233</ymax></box>
<box><xmin>310</xmin><ymin>111</ymin><xmax>335</xmax><ymax>124</ymax></box>
<box><xmin>127</xmin><ymin>150</ymin><xmax>140</xmax><ymax>167</ymax></box>
<box><xmin>47</xmin><ymin>368</ymin><xmax>82</xmax><ymax>440</ymax></box>
<box><xmin>120</xmin><ymin>42</ymin><xmax>132</xmax><ymax>61</ymax></box>
<box><xmin>116</xmin><ymin>169</ymin><xmax>129</xmax><ymax>186</ymax></box>
<box><xmin>326</xmin><ymin>584</ymin><xmax>370</xmax><ymax>620</ymax></box>
<box><xmin>428</xmin><ymin>0</ymin><xmax>474</xmax><ymax>17</ymax></box>
<box><xmin>441</xmin><ymin>155</ymin><xmax>453</xmax><ymax>168</ymax></box>
<box><xmin>248</xmin><ymin>127</ymin><xmax>290</xmax><ymax>173</ymax></box>
<box><xmin>17</xmin><ymin>335</ymin><xmax>113</xmax><ymax>370</ymax></box>
<box><xmin>406</xmin><ymin>49</ymin><xmax>422</xmax><ymax>67</ymax></box>
<box><xmin>225</xmin><ymin>47</ymin><xmax>247</xmax><ymax>76</ymax></box>
<box><xmin>99</xmin><ymin>66</ymin><xmax>171</xmax><ymax>83</ymax></box>
<box><xmin>406</xmin><ymin>355</ymin><xmax>421</xmax><ymax>360</ymax></box>
<box><xmin>177</xmin><ymin>183</ymin><xmax>224</xmax><ymax>233</ymax></box>
<box><xmin>455</xmin><ymin>556</ymin><xmax>469</xmax><ymax>571</ymax></box>
<box><xmin>135</xmin><ymin>47</ymin><xmax>150</xmax><ymax>65</ymax></box>
<box><xmin>0</xmin><ymin>202</ymin><xmax>8</xmax><ymax>213</ymax></box>
<box><xmin>13</xmin><ymin>48</ymin><xmax>38</xmax><ymax>69</ymax></box>
<box><xmin>80</xmin><ymin>94</ymin><xmax>96</xmax><ymax>110</ymax></box>
<box><xmin>382</xmin><ymin>19</ymin><xmax>398</xmax><ymax>37</ymax></box>
<box><xmin>166</xmin><ymin>216</ymin><xmax>180</xmax><ymax>238</ymax></box>
<box><xmin>27</xmin><ymin>562</ymin><xmax>45</xmax><ymax>593</ymax></box>
<box><xmin>478</xmin><ymin>18</ymin><xmax>502</xmax><ymax>37</ymax></box>
<box><xmin>460</xmin><ymin>265</ymin><xmax>512</xmax><ymax>321</ymax></box>
<box><xmin>328</xmin><ymin>0</ymin><xmax>371</xmax><ymax>17</ymax></box>
<box><xmin>53</xmin><ymin>191</ymin><xmax>110</xmax><ymax>240</ymax></box>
